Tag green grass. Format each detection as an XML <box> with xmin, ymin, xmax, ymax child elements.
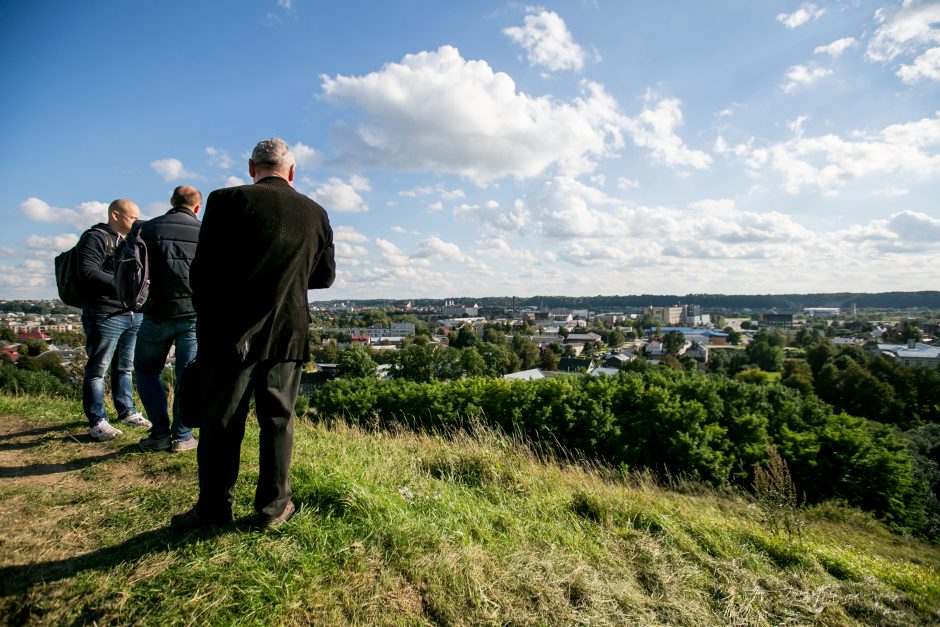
<box><xmin>1</xmin><ymin>393</ymin><xmax>939</xmax><ymax>625</ymax></box>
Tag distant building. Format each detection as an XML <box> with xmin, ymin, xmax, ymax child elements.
<box><xmin>874</xmin><ymin>341</ymin><xmax>940</xmax><ymax>368</ymax></box>
<box><xmin>805</xmin><ymin>307</ymin><xmax>840</xmax><ymax>318</ymax></box>
<box><xmin>762</xmin><ymin>313</ymin><xmax>794</xmax><ymax>329</ymax></box>
<box><xmin>647</xmin><ymin>306</ymin><xmax>683</xmax><ymax>325</ymax></box>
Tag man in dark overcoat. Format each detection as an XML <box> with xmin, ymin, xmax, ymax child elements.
<box><xmin>172</xmin><ymin>138</ymin><xmax>335</xmax><ymax>529</ymax></box>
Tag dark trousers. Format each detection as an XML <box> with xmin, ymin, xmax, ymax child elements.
<box><xmin>196</xmin><ymin>359</ymin><xmax>303</xmax><ymax>519</ymax></box>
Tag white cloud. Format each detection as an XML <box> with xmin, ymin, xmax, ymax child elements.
<box><xmin>814</xmin><ymin>37</ymin><xmax>857</xmax><ymax>58</ymax></box>
<box><xmin>872</xmin><ymin>186</ymin><xmax>910</xmax><ymax>197</ymax></box>
<box><xmin>223</xmin><ymin>175</ymin><xmax>247</xmax><ymax>188</ymax></box>
<box><xmin>308</xmin><ymin>175</ymin><xmax>371</xmax><ymax>212</ymax></box>
<box><xmin>898</xmin><ymin>46</ymin><xmax>940</xmax><ymax>83</ymax></box>
<box><xmin>206</xmin><ymin>146</ymin><xmax>235</xmax><ymax>170</ymax></box>
<box><xmin>474</xmin><ymin>237</ymin><xmax>537</xmax><ymax>263</ymax></box>
<box><xmin>426</xmin><ymin>201</ymin><xmax>443</xmax><ymax>212</ymax></box>
<box><xmin>292</xmin><ymin>142</ymin><xmax>320</xmax><ymax>168</ymax></box>
<box><xmin>730</xmin><ymin>112</ymin><xmax>940</xmax><ymax>195</ymax></box>
<box><xmin>503</xmin><ymin>10</ymin><xmax>587</xmax><ymax>72</ymax></box>
<box><xmin>616</xmin><ymin>177</ymin><xmax>639</xmax><ymax>190</ymax></box>
<box><xmin>781</xmin><ymin>64</ymin><xmax>833</xmax><ymax>93</ymax></box>
<box><xmin>416</xmin><ymin>236</ymin><xmax>470</xmax><ymax>263</ymax></box>
<box><xmin>375</xmin><ymin>238</ymin><xmax>425</xmax><ymax>267</ymax></box>
<box><xmin>277</xmin><ymin>0</ymin><xmax>293</xmax><ymax>10</ymax></box>
<box><xmin>624</xmin><ymin>95</ymin><xmax>712</xmax><ymax>172</ymax></box>
<box><xmin>867</xmin><ymin>1</ymin><xmax>940</xmax><ymax>63</ymax></box>
<box><xmin>777</xmin><ymin>3</ymin><xmax>825</xmax><ymax>29</ymax></box>
<box><xmin>21</xmin><ymin>197</ymin><xmax>109</xmax><ymax>229</ymax></box>
<box><xmin>836</xmin><ymin>210</ymin><xmax>940</xmax><ymax>253</ymax></box>
<box><xmin>25</xmin><ymin>233</ymin><xmax>78</xmax><ymax>251</ymax></box>
<box><xmin>150</xmin><ymin>158</ymin><xmax>198</xmax><ymax>182</ymax></box>
<box><xmin>320</xmin><ymin>45</ymin><xmax>626</xmax><ymax>183</ymax></box>
<box><xmin>0</xmin><ymin>259</ymin><xmax>51</xmax><ymax>291</ymax></box>
<box><xmin>333</xmin><ymin>226</ymin><xmax>369</xmax><ymax>267</ymax></box>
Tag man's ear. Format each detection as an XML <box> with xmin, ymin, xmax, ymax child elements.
<box><xmin>193</xmin><ymin>203</ymin><xmax>201</xmax><ymax>216</ymax></box>
<box><xmin>288</xmin><ymin>163</ymin><xmax>295</xmax><ymax>183</ymax></box>
<box><xmin>248</xmin><ymin>159</ymin><xmax>256</xmax><ymax>179</ymax></box>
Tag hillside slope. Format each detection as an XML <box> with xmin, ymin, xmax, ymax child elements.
<box><xmin>1</xmin><ymin>394</ymin><xmax>938</xmax><ymax>626</ymax></box>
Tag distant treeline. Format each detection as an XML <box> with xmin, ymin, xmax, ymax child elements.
<box><xmin>311</xmin><ymin>291</ymin><xmax>940</xmax><ymax>313</ymax></box>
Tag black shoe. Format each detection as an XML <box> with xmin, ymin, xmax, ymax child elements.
<box><xmin>251</xmin><ymin>500</ymin><xmax>296</xmax><ymax>530</ymax></box>
<box><xmin>170</xmin><ymin>507</ymin><xmax>232</xmax><ymax>530</ymax></box>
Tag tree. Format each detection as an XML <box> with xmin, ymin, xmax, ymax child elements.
<box><xmin>460</xmin><ymin>346</ymin><xmax>486</xmax><ymax>377</ymax></box>
<box><xmin>606</xmin><ymin>328</ymin><xmax>625</xmax><ymax>348</ymax></box>
<box><xmin>0</xmin><ymin>327</ymin><xmax>17</xmax><ymax>342</ymax></box>
<box><xmin>23</xmin><ymin>339</ymin><xmax>49</xmax><ymax>357</ymax></box>
<box><xmin>662</xmin><ymin>330</ymin><xmax>685</xmax><ymax>357</ymax></box>
<box><xmin>781</xmin><ymin>360</ymin><xmax>814</xmax><ymax>396</ymax></box>
<box><xmin>311</xmin><ymin>340</ymin><xmax>339</xmax><ymax>363</ymax></box>
<box><xmin>746</xmin><ymin>339</ymin><xmax>784</xmax><ymax>372</ymax></box>
<box><xmin>723</xmin><ymin>327</ymin><xmax>742</xmax><ymax>345</ymax></box>
<box><xmin>539</xmin><ymin>348</ymin><xmax>560</xmax><ymax>371</ymax></box>
<box><xmin>336</xmin><ymin>345</ymin><xmax>378</xmax><ymax>379</ymax></box>
<box><xmin>512</xmin><ymin>333</ymin><xmax>540</xmax><ymax>370</ymax></box>
<box><xmin>477</xmin><ymin>342</ymin><xmax>514</xmax><ymax>377</ymax></box>
<box><xmin>452</xmin><ymin>325</ymin><xmax>480</xmax><ymax>349</ymax></box>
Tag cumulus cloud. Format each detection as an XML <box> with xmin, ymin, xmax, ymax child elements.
<box><xmin>292</xmin><ymin>142</ymin><xmax>320</xmax><ymax>168</ymax></box>
<box><xmin>307</xmin><ymin>175</ymin><xmax>371</xmax><ymax>212</ymax></box>
<box><xmin>333</xmin><ymin>226</ymin><xmax>369</xmax><ymax>267</ymax></box>
<box><xmin>623</xmin><ymin>95</ymin><xmax>712</xmax><ymax>172</ymax></box>
<box><xmin>617</xmin><ymin>177</ymin><xmax>639</xmax><ymax>190</ymax></box>
<box><xmin>25</xmin><ymin>234</ymin><xmax>79</xmax><ymax>251</ymax></box>
<box><xmin>725</xmin><ymin>112</ymin><xmax>940</xmax><ymax>195</ymax></box>
<box><xmin>836</xmin><ymin>210</ymin><xmax>940</xmax><ymax>253</ymax></box>
<box><xmin>206</xmin><ymin>146</ymin><xmax>235</xmax><ymax>170</ymax></box>
<box><xmin>21</xmin><ymin>197</ymin><xmax>109</xmax><ymax>229</ymax></box>
<box><xmin>777</xmin><ymin>3</ymin><xmax>825</xmax><ymax>29</ymax></box>
<box><xmin>814</xmin><ymin>37</ymin><xmax>857</xmax><ymax>58</ymax></box>
<box><xmin>866</xmin><ymin>0</ymin><xmax>940</xmax><ymax>63</ymax></box>
<box><xmin>150</xmin><ymin>158</ymin><xmax>198</xmax><ymax>182</ymax></box>
<box><xmin>503</xmin><ymin>10</ymin><xmax>587</xmax><ymax>72</ymax></box>
<box><xmin>415</xmin><ymin>236</ymin><xmax>471</xmax><ymax>263</ymax></box>
<box><xmin>319</xmin><ymin>45</ymin><xmax>626</xmax><ymax>183</ymax></box>
<box><xmin>781</xmin><ymin>64</ymin><xmax>833</xmax><ymax>93</ymax></box>
<box><xmin>375</xmin><ymin>238</ymin><xmax>417</xmax><ymax>267</ymax></box>
<box><xmin>223</xmin><ymin>176</ymin><xmax>247</xmax><ymax>188</ymax></box>
<box><xmin>898</xmin><ymin>46</ymin><xmax>940</xmax><ymax>83</ymax></box>
<box><xmin>453</xmin><ymin>200</ymin><xmax>531</xmax><ymax>235</ymax></box>
<box><xmin>0</xmin><ymin>259</ymin><xmax>50</xmax><ymax>291</ymax></box>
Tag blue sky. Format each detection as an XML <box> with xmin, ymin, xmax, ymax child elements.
<box><xmin>2</xmin><ymin>1</ymin><xmax>939</xmax><ymax>301</ymax></box>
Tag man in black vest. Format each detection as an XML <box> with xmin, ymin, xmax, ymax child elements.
<box><xmin>77</xmin><ymin>199</ymin><xmax>152</xmax><ymax>441</ymax></box>
<box><xmin>172</xmin><ymin>138</ymin><xmax>335</xmax><ymax>530</ymax></box>
<box><xmin>136</xmin><ymin>185</ymin><xmax>202</xmax><ymax>453</ymax></box>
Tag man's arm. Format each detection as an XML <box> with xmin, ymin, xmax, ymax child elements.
<box><xmin>76</xmin><ymin>230</ymin><xmax>115</xmax><ymax>289</ymax></box>
<box><xmin>308</xmin><ymin>225</ymin><xmax>335</xmax><ymax>290</ymax></box>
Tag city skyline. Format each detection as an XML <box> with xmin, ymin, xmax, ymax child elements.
<box><xmin>2</xmin><ymin>1</ymin><xmax>939</xmax><ymax>301</ymax></box>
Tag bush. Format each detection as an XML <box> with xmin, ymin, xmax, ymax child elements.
<box><xmin>310</xmin><ymin>369</ymin><xmax>929</xmax><ymax>535</ymax></box>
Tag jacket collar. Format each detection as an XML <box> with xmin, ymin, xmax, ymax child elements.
<box><xmin>255</xmin><ymin>176</ymin><xmax>291</xmax><ymax>187</ymax></box>
<box><xmin>168</xmin><ymin>206</ymin><xmax>198</xmax><ymax>219</ymax></box>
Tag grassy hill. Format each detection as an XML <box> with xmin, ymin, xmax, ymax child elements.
<box><xmin>1</xmin><ymin>393</ymin><xmax>938</xmax><ymax>626</ymax></box>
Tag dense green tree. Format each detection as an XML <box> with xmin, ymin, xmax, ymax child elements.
<box><xmin>452</xmin><ymin>325</ymin><xmax>480</xmax><ymax>349</ymax></box>
<box><xmin>662</xmin><ymin>330</ymin><xmax>685</xmax><ymax>357</ymax></box>
<box><xmin>23</xmin><ymin>339</ymin><xmax>49</xmax><ymax>357</ymax></box>
<box><xmin>0</xmin><ymin>327</ymin><xmax>15</xmax><ymax>342</ymax></box>
<box><xmin>336</xmin><ymin>345</ymin><xmax>378</xmax><ymax>379</ymax></box>
<box><xmin>746</xmin><ymin>338</ymin><xmax>784</xmax><ymax>372</ymax></box>
<box><xmin>460</xmin><ymin>346</ymin><xmax>487</xmax><ymax>377</ymax></box>
<box><xmin>539</xmin><ymin>348</ymin><xmax>560</xmax><ymax>371</ymax></box>
<box><xmin>781</xmin><ymin>359</ymin><xmax>814</xmax><ymax>396</ymax></box>
<box><xmin>512</xmin><ymin>334</ymin><xmax>540</xmax><ymax>370</ymax></box>
<box><xmin>722</xmin><ymin>327</ymin><xmax>742</xmax><ymax>345</ymax></box>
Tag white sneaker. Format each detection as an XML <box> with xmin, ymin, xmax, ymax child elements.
<box><xmin>120</xmin><ymin>412</ymin><xmax>152</xmax><ymax>429</ymax></box>
<box><xmin>90</xmin><ymin>420</ymin><xmax>123</xmax><ymax>441</ymax></box>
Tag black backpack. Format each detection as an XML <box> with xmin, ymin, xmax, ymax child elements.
<box><xmin>54</xmin><ymin>226</ymin><xmax>111</xmax><ymax>307</ymax></box>
<box><xmin>113</xmin><ymin>221</ymin><xmax>150</xmax><ymax>311</ymax></box>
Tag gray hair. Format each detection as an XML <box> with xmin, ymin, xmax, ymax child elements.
<box><xmin>251</xmin><ymin>138</ymin><xmax>294</xmax><ymax>169</ymax></box>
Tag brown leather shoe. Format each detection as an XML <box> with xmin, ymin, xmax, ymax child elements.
<box><xmin>251</xmin><ymin>500</ymin><xmax>296</xmax><ymax>529</ymax></box>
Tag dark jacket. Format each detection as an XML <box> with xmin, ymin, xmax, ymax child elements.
<box><xmin>140</xmin><ymin>207</ymin><xmax>201</xmax><ymax>320</ymax></box>
<box><xmin>76</xmin><ymin>223</ymin><xmax>125</xmax><ymax>315</ymax></box>
<box><xmin>191</xmin><ymin>177</ymin><xmax>335</xmax><ymax>363</ymax></box>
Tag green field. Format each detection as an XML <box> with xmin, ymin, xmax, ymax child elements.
<box><xmin>1</xmin><ymin>393</ymin><xmax>938</xmax><ymax>625</ymax></box>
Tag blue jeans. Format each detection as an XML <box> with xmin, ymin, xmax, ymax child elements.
<box><xmin>82</xmin><ymin>311</ymin><xmax>142</xmax><ymax>427</ymax></box>
<box><xmin>134</xmin><ymin>315</ymin><xmax>197</xmax><ymax>441</ymax></box>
